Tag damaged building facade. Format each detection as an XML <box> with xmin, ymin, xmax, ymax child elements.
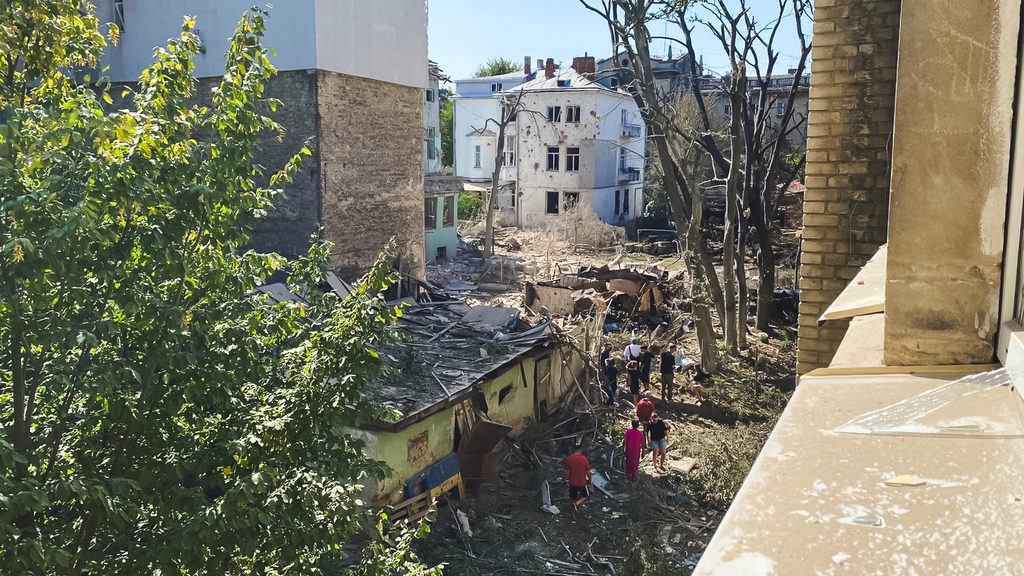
<box><xmin>94</xmin><ymin>0</ymin><xmax>428</xmax><ymax>281</ymax></box>
<box><xmin>452</xmin><ymin>57</ymin><xmax>646</xmax><ymax>228</ymax></box>
<box><xmin>698</xmin><ymin>0</ymin><xmax>1024</xmax><ymax>573</ymax></box>
<box><xmin>348</xmin><ymin>303</ymin><xmax>588</xmax><ymax>504</ymax></box>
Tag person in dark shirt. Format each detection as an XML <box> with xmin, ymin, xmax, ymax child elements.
<box><xmin>639</xmin><ymin>345</ymin><xmax>655</xmax><ymax>392</ymax></box>
<box><xmin>603</xmin><ymin>358</ymin><xmax>618</xmax><ymax>406</ymax></box>
<box><xmin>646</xmin><ymin>412</ymin><xmax>669</xmax><ymax>471</ymax></box>
<box><xmin>599</xmin><ymin>343</ymin><xmax>612</xmax><ymax>375</ymax></box>
<box><xmin>659</xmin><ymin>344</ymin><xmax>677</xmax><ymax>402</ymax></box>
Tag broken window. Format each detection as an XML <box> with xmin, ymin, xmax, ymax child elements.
<box><xmin>564</xmin><ymin>192</ymin><xmax>579</xmax><ymax>210</ymax></box>
<box><xmin>474</xmin><ymin>145</ymin><xmax>482</xmax><ymax>168</ymax></box>
<box><xmin>498</xmin><ymin>385</ymin><xmax>514</xmax><ymax>405</ymax></box>
<box><xmin>547</xmin><ymin>106</ymin><xmax>562</xmax><ymax>122</ymax></box>
<box><xmin>436</xmin><ymin>246</ymin><xmax>447</xmax><ymax>260</ymax></box>
<box><xmin>443</xmin><ymin>195</ymin><xmax>455</xmax><ymax>227</ymax></box>
<box><xmin>610</xmin><ymin>77</ymin><xmax>619</xmax><ymax>88</ymax></box>
<box><xmin>614</xmin><ymin>190</ymin><xmax>621</xmax><ymax>215</ymax></box>
<box><xmin>546</xmin><ymin>191</ymin><xmax>560</xmax><ymax>215</ymax></box>
<box><xmin>424</xmin><ymin>197</ymin><xmax>437</xmax><ymax>230</ymax></box>
<box><xmin>505</xmin><ymin>135</ymin><xmax>515</xmax><ymax>166</ymax></box>
<box><xmin>113</xmin><ymin>0</ymin><xmax>125</xmax><ymax>30</ymax></box>
<box><xmin>547</xmin><ymin>147</ymin><xmax>560</xmax><ymax>171</ymax></box>
<box><xmin>619</xmin><ymin>147</ymin><xmax>628</xmax><ymax>171</ymax></box>
<box><xmin>557</xmin><ymin>79</ymin><xmax>570</xmax><ymax>88</ymax></box>
<box><xmin>426</xmin><ymin>127</ymin><xmax>437</xmax><ymax>160</ymax></box>
<box><xmin>566</xmin><ymin>105</ymin><xmax>581</xmax><ymax>123</ymax></box>
<box><xmin>566</xmin><ymin>147</ymin><xmax>580</xmax><ymax>172</ymax></box>
<box><xmin>491</xmin><ymin>82</ymin><xmax>503</xmax><ymax>92</ymax></box>
<box><xmin>623</xmin><ymin>190</ymin><xmax>630</xmax><ymax>215</ymax></box>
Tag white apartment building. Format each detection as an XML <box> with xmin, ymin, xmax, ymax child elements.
<box><xmin>453</xmin><ymin>57</ymin><xmax>646</xmax><ymax>228</ymax></box>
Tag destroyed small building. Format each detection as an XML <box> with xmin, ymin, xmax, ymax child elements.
<box><xmin>349</xmin><ymin>301</ymin><xmax>587</xmax><ymax>504</ymax></box>
<box><xmin>525</xmin><ymin>263</ymin><xmax>673</xmax><ymax>326</ymax></box>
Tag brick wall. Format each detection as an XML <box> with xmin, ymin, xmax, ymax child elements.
<box><xmin>316</xmin><ymin>71</ymin><xmax>425</xmax><ymax>282</ymax></box>
<box><xmin>797</xmin><ymin>0</ymin><xmax>901</xmax><ymax>374</ymax></box>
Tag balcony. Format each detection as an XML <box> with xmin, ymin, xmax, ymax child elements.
<box><xmin>618</xmin><ymin>167</ymin><xmax>641</xmax><ymax>182</ymax></box>
<box><xmin>621</xmin><ymin>123</ymin><xmax>642</xmax><ymax>139</ymax></box>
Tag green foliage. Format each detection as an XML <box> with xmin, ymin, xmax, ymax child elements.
<box><xmin>458</xmin><ymin>191</ymin><xmax>486</xmax><ymax>225</ymax></box>
<box><xmin>672</xmin><ymin>421</ymin><xmax>777</xmax><ymax>508</ymax></box>
<box><xmin>439</xmin><ymin>89</ymin><xmax>453</xmax><ymax>169</ymax></box>
<box><xmin>0</xmin><ymin>5</ymin><xmax>405</xmax><ymax>575</ymax></box>
<box><xmin>343</xmin><ymin>514</ymin><xmax>444</xmax><ymax>576</ymax></box>
<box><xmin>473</xmin><ymin>57</ymin><xmax>522</xmax><ymax>78</ymax></box>
<box><xmin>619</xmin><ymin>528</ymin><xmax>676</xmax><ymax>576</ymax></box>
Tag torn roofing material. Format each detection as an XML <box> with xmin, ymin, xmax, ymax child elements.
<box><xmin>365</xmin><ymin>302</ymin><xmax>551</xmax><ymax>430</ymax></box>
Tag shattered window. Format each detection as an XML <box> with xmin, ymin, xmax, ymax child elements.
<box><xmin>443</xmin><ymin>196</ymin><xmax>455</xmax><ymax>227</ymax></box>
<box><xmin>546</xmin><ymin>191</ymin><xmax>559</xmax><ymax>214</ymax></box>
<box><xmin>566</xmin><ymin>147</ymin><xmax>580</xmax><ymax>171</ymax></box>
<box><xmin>424</xmin><ymin>197</ymin><xmax>437</xmax><ymax>230</ymax></box>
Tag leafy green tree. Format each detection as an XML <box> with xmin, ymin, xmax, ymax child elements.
<box><xmin>0</xmin><ymin>4</ymin><xmax>409</xmax><ymax>574</ymax></box>
<box><xmin>439</xmin><ymin>89</ymin><xmax>453</xmax><ymax>169</ymax></box>
<box><xmin>473</xmin><ymin>57</ymin><xmax>522</xmax><ymax>78</ymax></box>
<box><xmin>341</xmin><ymin>513</ymin><xmax>444</xmax><ymax>576</ymax></box>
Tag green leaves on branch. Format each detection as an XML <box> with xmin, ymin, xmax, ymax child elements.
<box><xmin>0</xmin><ymin>5</ymin><xmax>411</xmax><ymax>575</ymax></box>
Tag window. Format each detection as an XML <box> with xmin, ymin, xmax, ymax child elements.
<box><xmin>614</xmin><ymin>190</ymin><xmax>621</xmax><ymax>215</ymax></box>
<box><xmin>424</xmin><ymin>197</ymin><xmax>437</xmax><ymax>230</ymax></box>
<box><xmin>502</xmin><ymin>104</ymin><xmax>517</xmax><ymax>122</ymax></box>
<box><xmin>546</xmin><ymin>191</ymin><xmax>560</xmax><ymax>214</ymax></box>
<box><xmin>557</xmin><ymin>79</ymin><xmax>570</xmax><ymax>87</ymax></box>
<box><xmin>610</xmin><ymin>77</ymin><xmax>619</xmax><ymax>88</ymax></box>
<box><xmin>425</xmin><ymin>89</ymin><xmax>434</xmax><ymax>102</ymax></box>
<box><xmin>623</xmin><ymin>190</ymin><xmax>630</xmax><ymax>215</ymax></box>
<box><xmin>777</xmin><ymin>101</ymin><xmax>787</xmax><ymax>116</ymax></box>
<box><xmin>436</xmin><ymin>246</ymin><xmax>447</xmax><ymax>260</ymax></box>
<box><xmin>498</xmin><ymin>385</ymin><xmax>514</xmax><ymax>404</ymax></box>
<box><xmin>547</xmin><ymin>106</ymin><xmax>562</xmax><ymax>122</ymax></box>
<box><xmin>505</xmin><ymin>135</ymin><xmax>515</xmax><ymax>166</ymax></box>
<box><xmin>113</xmin><ymin>0</ymin><xmax>125</xmax><ymax>30</ymax></box>
<box><xmin>426</xmin><ymin>127</ymin><xmax>436</xmax><ymax>160</ymax></box>
<box><xmin>724</xmin><ymin>104</ymin><xmax>732</xmax><ymax>117</ymax></box>
<box><xmin>443</xmin><ymin>196</ymin><xmax>455</xmax><ymax>227</ymax></box>
<box><xmin>491</xmin><ymin>82</ymin><xmax>503</xmax><ymax>92</ymax></box>
<box><xmin>620</xmin><ymin>147</ymin><xmax>628</xmax><ymax>171</ymax></box>
<box><xmin>564</xmin><ymin>192</ymin><xmax>579</xmax><ymax>210</ymax></box>
<box><xmin>474</xmin><ymin>145</ymin><xmax>482</xmax><ymax>168</ymax></box>
<box><xmin>566</xmin><ymin>147</ymin><xmax>580</xmax><ymax>171</ymax></box>
<box><xmin>566</xmin><ymin>105</ymin><xmax>581</xmax><ymax>123</ymax></box>
<box><xmin>547</xmin><ymin>147</ymin><xmax>560</xmax><ymax>171</ymax></box>
<box><xmin>622</xmin><ymin>109</ymin><xmax>629</xmax><ymax>123</ymax></box>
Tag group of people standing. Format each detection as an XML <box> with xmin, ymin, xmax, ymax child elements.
<box><xmin>599</xmin><ymin>339</ymin><xmax>706</xmax><ymax>407</ymax></box>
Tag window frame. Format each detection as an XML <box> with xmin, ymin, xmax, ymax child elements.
<box><xmin>614</xmin><ymin>189</ymin><xmax>621</xmax><ymax>215</ymax></box>
<box><xmin>474</xmin><ymin>145</ymin><xmax>482</xmax><ymax>168</ymax></box>
<box><xmin>425</xmin><ymin>89</ymin><xmax>435</xmax><ymax>102</ymax></box>
<box><xmin>426</xmin><ymin>127</ymin><xmax>437</xmax><ymax>160</ymax></box>
<box><xmin>566</xmin><ymin>147</ymin><xmax>580</xmax><ymax>172</ymax></box>
<box><xmin>442</xmin><ymin>195</ymin><xmax>455</xmax><ymax>228</ymax></box>
<box><xmin>505</xmin><ymin>135</ymin><xmax>516</xmax><ymax>166</ymax></box>
<box><xmin>424</xmin><ymin>197</ymin><xmax>438</xmax><ymax>230</ymax></box>
<box><xmin>566</xmin><ymin>105</ymin><xmax>581</xmax><ymax>122</ymax></box>
<box><xmin>547</xmin><ymin>146</ymin><xmax>560</xmax><ymax>171</ymax></box>
<box><xmin>546</xmin><ymin>191</ymin><xmax>560</xmax><ymax>215</ymax></box>
<box><xmin>547</xmin><ymin>106</ymin><xmax>562</xmax><ymax>122</ymax></box>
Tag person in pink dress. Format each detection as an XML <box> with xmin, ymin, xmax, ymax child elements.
<box><xmin>623</xmin><ymin>420</ymin><xmax>644</xmax><ymax>481</ymax></box>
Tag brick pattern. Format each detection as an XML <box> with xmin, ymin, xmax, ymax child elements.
<box><xmin>797</xmin><ymin>0</ymin><xmax>901</xmax><ymax>374</ymax></box>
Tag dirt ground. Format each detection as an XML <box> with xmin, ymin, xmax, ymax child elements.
<box><xmin>412</xmin><ymin>224</ymin><xmax>798</xmax><ymax>575</ymax></box>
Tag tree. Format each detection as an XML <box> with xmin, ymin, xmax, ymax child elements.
<box><xmin>473</xmin><ymin>57</ymin><xmax>522</xmax><ymax>78</ymax></box>
<box><xmin>0</xmin><ymin>5</ymin><xmax>410</xmax><ymax>574</ymax></box>
<box><xmin>580</xmin><ymin>0</ymin><xmax>810</xmax><ymax>364</ymax></box>
<box><xmin>439</xmin><ymin>89</ymin><xmax>454</xmax><ymax>169</ymax></box>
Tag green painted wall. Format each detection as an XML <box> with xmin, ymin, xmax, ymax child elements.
<box><xmin>479</xmin><ymin>357</ymin><xmax>537</xmax><ymax>436</ymax></box>
<box><xmin>425</xmin><ymin>193</ymin><xmax>459</xmax><ymax>263</ymax></box>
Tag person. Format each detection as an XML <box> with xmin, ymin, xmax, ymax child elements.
<box><xmin>603</xmin><ymin>358</ymin><xmax>618</xmax><ymax>406</ymax></box>
<box><xmin>639</xmin><ymin>345</ymin><xmax>655</xmax><ymax>392</ymax></box>
<box><xmin>636</xmin><ymin>392</ymin><xmax>655</xmax><ymax>425</ymax></box>
<box><xmin>686</xmin><ymin>364</ymin><xmax>709</xmax><ymax>406</ymax></box>
<box><xmin>622</xmin><ymin>420</ymin><xmax>644</xmax><ymax>481</ymax></box>
<box><xmin>647</xmin><ymin>412</ymin><xmax>669</xmax><ymax>471</ymax></box>
<box><xmin>626</xmin><ymin>360</ymin><xmax>641</xmax><ymax>404</ymax></box>
<box><xmin>562</xmin><ymin>445</ymin><xmax>593</xmax><ymax>523</ymax></box>
<box><xmin>660</xmin><ymin>345</ymin><xmax>677</xmax><ymax>402</ymax></box>
<box><xmin>623</xmin><ymin>338</ymin><xmax>642</xmax><ymax>364</ymax></box>
<box><xmin>599</xmin><ymin>343</ymin><xmax>612</xmax><ymax>375</ymax></box>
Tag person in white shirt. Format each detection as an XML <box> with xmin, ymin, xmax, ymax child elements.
<box><xmin>623</xmin><ymin>338</ymin><xmax>642</xmax><ymax>363</ymax></box>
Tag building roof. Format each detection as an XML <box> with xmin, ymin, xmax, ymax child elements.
<box><xmin>428</xmin><ymin>60</ymin><xmax>451</xmax><ymax>83</ymax></box>
<box><xmin>507</xmin><ymin>67</ymin><xmax>624</xmax><ymax>96</ymax></box>
<box><xmin>455</xmin><ymin>69</ymin><xmax>530</xmax><ymax>84</ymax></box>
<box><xmin>364</xmin><ymin>302</ymin><xmax>552</xmax><ymax>430</ymax></box>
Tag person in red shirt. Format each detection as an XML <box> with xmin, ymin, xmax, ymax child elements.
<box><xmin>636</xmin><ymin>392</ymin><xmax>655</xmax><ymax>423</ymax></box>
<box><xmin>562</xmin><ymin>446</ymin><xmax>593</xmax><ymax>523</ymax></box>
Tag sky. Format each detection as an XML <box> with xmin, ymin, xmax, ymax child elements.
<box><xmin>427</xmin><ymin>0</ymin><xmax>811</xmax><ymax>86</ymax></box>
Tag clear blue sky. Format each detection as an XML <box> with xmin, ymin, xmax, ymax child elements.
<box><xmin>428</xmin><ymin>0</ymin><xmax>810</xmax><ymax>85</ymax></box>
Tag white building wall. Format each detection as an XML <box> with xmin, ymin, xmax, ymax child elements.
<box><xmin>423</xmin><ymin>75</ymin><xmax>442</xmax><ymax>174</ymax></box>
<box><xmin>452</xmin><ymin>97</ymin><xmax>502</xmax><ymax>180</ymax></box>
<box><xmin>93</xmin><ymin>0</ymin><xmax>426</xmax><ymax>88</ymax></box>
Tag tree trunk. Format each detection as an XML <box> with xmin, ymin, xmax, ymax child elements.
<box><xmin>723</xmin><ymin>71</ymin><xmax>744</xmax><ymax>354</ymax></box>
<box><xmin>753</xmin><ymin>200</ymin><xmax>777</xmax><ymax>331</ymax></box>
<box><xmin>483</xmin><ymin>118</ymin><xmax>507</xmax><ymax>257</ymax></box>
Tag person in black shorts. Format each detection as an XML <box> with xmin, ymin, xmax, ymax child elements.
<box><xmin>626</xmin><ymin>360</ymin><xmax>641</xmax><ymax>404</ymax></box>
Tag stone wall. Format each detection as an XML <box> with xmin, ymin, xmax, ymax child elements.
<box><xmin>797</xmin><ymin>0</ymin><xmax>901</xmax><ymax>374</ymax></box>
<box><xmin>317</xmin><ymin>71</ymin><xmax>425</xmax><ymax>281</ymax></box>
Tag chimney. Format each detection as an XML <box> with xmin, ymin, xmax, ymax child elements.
<box><xmin>537</xmin><ymin>59</ymin><xmax>544</xmax><ymax>74</ymax></box>
<box><xmin>572</xmin><ymin>56</ymin><xmax>596</xmax><ymax>80</ymax></box>
<box><xmin>545</xmin><ymin>58</ymin><xmax>555</xmax><ymax>79</ymax></box>
<box><xmin>524</xmin><ymin>56</ymin><xmax>531</xmax><ymax>76</ymax></box>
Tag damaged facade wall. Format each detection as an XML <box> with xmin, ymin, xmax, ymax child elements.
<box><xmin>883</xmin><ymin>0</ymin><xmax>1019</xmax><ymax>365</ymax></box>
<box><xmin>359</xmin><ymin>408</ymin><xmax>457</xmax><ymax>505</ymax></box>
<box><xmin>478</xmin><ymin>358</ymin><xmax>537</xmax><ymax>437</ymax></box>
<box><xmin>796</xmin><ymin>0</ymin><xmax>900</xmax><ymax>374</ymax></box>
<box><xmin>317</xmin><ymin>71</ymin><xmax>426</xmax><ymax>281</ymax></box>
